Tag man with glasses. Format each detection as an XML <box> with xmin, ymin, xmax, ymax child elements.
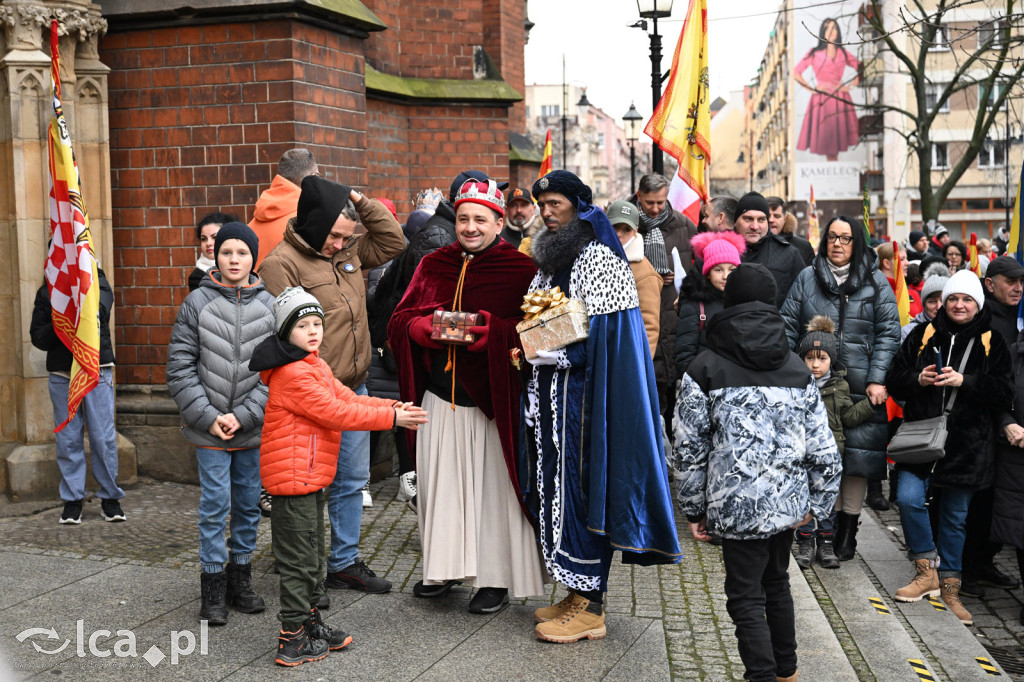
<box><xmin>734</xmin><ymin>192</ymin><xmax>806</xmax><ymax>308</ymax></box>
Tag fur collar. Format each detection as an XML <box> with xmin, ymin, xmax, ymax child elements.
<box><xmin>531</xmin><ymin>217</ymin><xmax>596</xmax><ymax>275</ymax></box>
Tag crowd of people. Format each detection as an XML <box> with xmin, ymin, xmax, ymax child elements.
<box><xmin>33</xmin><ymin>148</ymin><xmax>1024</xmax><ymax>678</ymax></box>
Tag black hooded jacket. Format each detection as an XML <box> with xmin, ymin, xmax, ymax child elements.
<box><xmin>740</xmin><ymin>233</ymin><xmax>807</xmax><ymax>308</ymax></box>
<box><xmin>886</xmin><ymin>306</ymin><xmax>1013</xmax><ymax>490</ymax></box>
<box><xmin>30</xmin><ymin>270</ymin><xmax>116</xmax><ymax>372</ymax></box>
<box><xmin>674</xmin><ymin>265</ymin><xmax>725</xmax><ymax>377</ymax></box>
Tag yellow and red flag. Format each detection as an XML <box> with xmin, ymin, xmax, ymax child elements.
<box><xmin>808</xmin><ymin>185</ymin><xmax>820</xmax><ymax>251</ymax></box>
<box><xmin>893</xmin><ymin>245</ymin><xmax>911</xmax><ymax>326</ymax></box>
<box><xmin>45</xmin><ymin>19</ymin><xmax>100</xmax><ymax>431</ymax></box>
<box><xmin>968</xmin><ymin>232</ymin><xmax>981</xmax><ymax>276</ymax></box>
<box><xmin>645</xmin><ymin>0</ymin><xmax>709</xmax><ymax>225</ymax></box>
<box><xmin>538</xmin><ymin>130</ymin><xmax>552</xmax><ymax>179</ymax></box>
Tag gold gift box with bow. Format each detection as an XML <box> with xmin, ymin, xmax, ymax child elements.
<box><xmin>515</xmin><ymin>287</ymin><xmax>589</xmax><ymax>360</ymax></box>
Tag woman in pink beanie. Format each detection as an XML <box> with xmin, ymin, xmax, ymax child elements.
<box><xmin>673</xmin><ymin>231</ymin><xmax>747</xmax><ymax>376</ymax></box>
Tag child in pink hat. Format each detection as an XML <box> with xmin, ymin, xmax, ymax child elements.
<box><xmin>673</xmin><ymin>231</ymin><xmax>747</xmax><ymax>376</ymax></box>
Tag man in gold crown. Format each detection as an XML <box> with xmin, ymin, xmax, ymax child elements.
<box><xmin>388</xmin><ymin>176</ymin><xmax>545</xmax><ymax>616</ymax></box>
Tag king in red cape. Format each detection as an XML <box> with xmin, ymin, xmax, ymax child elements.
<box><xmin>388</xmin><ymin>177</ymin><xmax>546</xmax><ymax>613</ymax></box>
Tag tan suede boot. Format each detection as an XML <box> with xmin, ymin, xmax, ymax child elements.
<box><xmin>776</xmin><ymin>672</ymin><xmax>798</xmax><ymax>682</ymax></box>
<box><xmin>940</xmin><ymin>577</ymin><xmax>973</xmax><ymax>625</ymax></box>
<box><xmin>893</xmin><ymin>558</ymin><xmax>940</xmax><ymax>602</ymax></box>
<box><xmin>534</xmin><ymin>594</ymin><xmax>606</xmax><ymax>643</ymax></box>
<box><xmin>534</xmin><ymin>590</ymin><xmax>576</xmax><ymax>623</ymax></box>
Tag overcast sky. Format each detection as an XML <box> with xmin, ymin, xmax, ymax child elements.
<box><xmin>524</xmin><ymin>0</ymin><xmax>778</xmax><ymax>128</ymax></box>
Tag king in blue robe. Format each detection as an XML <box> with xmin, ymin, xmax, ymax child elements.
<box><xmin>524</xmin><ymin>171</ymin><xmax>681</xmax><ymax>642</ymax></box>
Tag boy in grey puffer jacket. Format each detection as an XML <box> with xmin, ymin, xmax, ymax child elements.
<box><xmin>674</xmin><ymin>263</ymin><xmax>840</xmax><ymax>682</ymax></box>
<box><xmin>167</xmin><ymin>222</ymin><xmax>276</xmax><ymax>627</ymax></box>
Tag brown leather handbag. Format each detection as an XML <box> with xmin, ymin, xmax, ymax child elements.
<box><xmin>430</xmin><ymin>310</ymin><xmax>481</xmax><ymax>345</ymax></box>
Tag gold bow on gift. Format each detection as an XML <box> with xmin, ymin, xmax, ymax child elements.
<box><xmin>521</xmin><ymin>286</ymin><xmax>568</xmax><ymax>321</ymax></box>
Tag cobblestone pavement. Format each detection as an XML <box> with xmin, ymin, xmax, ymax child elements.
<box><xmin>871</xmin><ymin>486</ymin><xmax>1024</xmax><ymax>679</ymax></box>
<box><xmin>0</xmin><ymin>478</ymin><xmax>755</xmax><ymax>680</ymax></box>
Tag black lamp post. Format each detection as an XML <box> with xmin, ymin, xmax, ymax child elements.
<box><xmin>637</xmin><ymin>0</ymin><xmax>674</xmax><ymax>176</ymax></box>
<box><xmin>623</xmin><ymin>102</ymin><xmax>643</xmax><ymax>196</ymax></box>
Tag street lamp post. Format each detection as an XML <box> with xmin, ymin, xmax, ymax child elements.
<box><xmin>637</xmin><ymin>0</ymin><xmax>673</xmax><ymax>176</ymax></box>
<box><xmin>623</xmin><ymin>102</ymin><xmax>643</xmax><ymax>196</ymax></box>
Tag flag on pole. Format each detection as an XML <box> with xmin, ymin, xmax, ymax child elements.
<box><xmin>862</xmin><ymin>185</ymin><xmax>872</xmax><ymax>241</ymax></box>
<box><xmin>45</xmin><ymin>19</ymin><xmax>100</xmax><ymax>432</ymax></box>
<box><xmin>1009</xmin><ymin>162</ymin><xmax>1024</xmax><ymax>329</ymax></box>
<box><xmin>893</xmin><ymin>246</ymin><xmax>911</xmax><ymax>326</ymax></box>
<box><xmin>808</xmin><ymin>185</ymin><xmax>820</xmax><ymax>251</ymax></box>
<box><xmin>968</xmin><ymin>232</ymin><xmax>981</xmax><ymax>276</ymax></box>
<box><xmin>538</xmin><ymin>130</ymin><xmax>552</xmax><ymax>179</ymax></box>
<box><xmin>644</xmin><ymin>0</ymin><xmax>709</xmax><ymax>226</ymax></box>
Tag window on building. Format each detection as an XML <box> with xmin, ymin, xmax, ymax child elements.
<box><xmin>541</xmin><ymin>104</ymin><xmax>559</xmax><ymax>117</ymax></box>
<box><xmin>924</xmin><ymin>83</ymin><xmax>950</xmax><ymax>113</ymax></box>
<box><xmin>597</xmin><ymin>132</ymin><xmax>605</xmax><ymax>150</ymax></box>
<box><xmin>928</xmin><ymin>23</ymin><xmax>950</xmax><ymax>51</ymax></box>
<box><xmin>525</xmin><ymin>106</ymin><xmax>530</xmax><ymax>119</ymax></box>
<box><xmin>931</xmin><ymin>142</ymin><xmax>949</xmax><ymax>169</ymax></box>
<box><xmin>979</xmin><ymin>139</ymin><xmax>1007</xmax><ymax>168</ymax></box>
<box><xmin>979</xmin><ymin>20</ymin><xmax>1010</xmax><ymax>49</ymax></box>
<box><xmin>983</xmin><ymin>81</ymin><xmax>1008</xmax><ymax>111</ymax></box>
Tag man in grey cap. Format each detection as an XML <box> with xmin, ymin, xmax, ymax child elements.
<box><xmin>733</xmin><ymin>191</ymin><xmax>806</xmax><ymax>308</ymax></box>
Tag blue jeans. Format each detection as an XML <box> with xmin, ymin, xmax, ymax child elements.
<box><xmin>195</xmin><ymin>446</ymin><xmax>261</xmax><ymax>573</ymax></box>
<box><xmin>797</xmin><ymin>511</ymin><xmax>835</xmax><ymax>536</ymax></box>
<box><xmin>896</xmin><ymin>469</ymin><xmax>973</xmax><ymax>578</ymax></box>
<box><xmin>327</xmin><ymin>383</ymin><xmax>371</xmax><ymax>572</ymax></box>
<box><xmin>49</xmin><ymin>368</ymin><xmax>123</xmax><ymax>502</ymax></box>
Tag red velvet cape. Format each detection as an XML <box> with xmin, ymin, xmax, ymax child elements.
<box><xmin>388</xmin><ymin>240</ymin><xmax>538</xmax><ymax>505</ymax></box>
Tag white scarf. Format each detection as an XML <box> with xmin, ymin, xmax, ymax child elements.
<box><xmin>196</xmin><ymin>254</ymin><xmax>215</xmax><ymax>272</ymax></box>
<box><xmin>623</xmin><ymin>234</ymin><xmax>645</xmax><ymax>263</ymax></box>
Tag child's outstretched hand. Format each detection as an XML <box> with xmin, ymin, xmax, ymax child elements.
<box><xmin>395</xmin><ymin>401</ymin><xmax>429</xmax><ymax>430</ymax></box>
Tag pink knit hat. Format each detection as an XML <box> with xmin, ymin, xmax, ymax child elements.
<box><xmin>691</xmin><ymin>231</ymin><xmax>746</xmax><ymax>276</ymax></box>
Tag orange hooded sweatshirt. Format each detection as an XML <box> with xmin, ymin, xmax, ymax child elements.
<box><xmin>249</xmin><ymin>175</ymin><xmax>301</xmax><ymax>267</ymax></box>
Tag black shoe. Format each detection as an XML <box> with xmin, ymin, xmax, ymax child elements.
<box><xmin>794</xmin><ymin>533</ymin><xmax>815</xmax><ymax>569</ymax></box>
<box><xmin>200</xmin><ymin>572</ymin><xmax>228</xmax><ymax>626</ymax></box>
<box><xmin>413</xmin><ymin>579</ymin><xmax>460</xmax><ymax>598</ymax></box>
<box><xmin>59</xmin><ymin>499</ymin><xmax>83</xmax><ymax>525</ymax></box>
<box><xmin>468</xmin><ymin>587</ymin><xmax>509</xmax><ymax>614</ymax></box>
<box><xmin>975</xmin><ymin>563</ymin><xmax>1020</xmax><ymax>589</ymax></box>
<box><xmin>259</xmin><ymin>489</ymin><xmax>272</xmax><ymax>518</ymax></box>
<box><xmin>865</xmin><ymin>480</ymin><xmax>890</xmax><ymax>511</ymax></box>
<box><xmin>225</xmin><ymin>562</ymin><xmax>265</xmax><ymax>613</ymax></box>
<box><xmin>275</xmin><ymin>624</ymin><xmax>328</xmax><ymax>667</ymax></box>
<box><xmin>834</xmin><ymin>512</ymin><xmax>859</xmax><ymax>561</ymax></box>
<box><xmin>817</xmin><ymin>534</ymin><xmax>840</xmax><ymax>569</ymax></box>
<box><xmin>314</xmin><ymin>584</ymin><xmax>330</xmax><ymax>610</ymax></box>
<box><xmin>307</xmin><ymin>607</ymin><xmax>352</xmax><ymax>651</ymax></box>
<box><xmin>959</xmin><ymin>577</ymin><xmax>986</xmax><ymax>599</ymax></box>
<box><xmin>325</xmin><ymin>559</ymin><xmax>391</xmax><ymax>593</ymax></box>
<box><xmin>101</xmin><ymin>498</ymin><xmax>127</xmax><ymax>522</ymax></box>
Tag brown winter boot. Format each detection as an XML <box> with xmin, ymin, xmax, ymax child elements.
<box><xmin>776</xmin><ymin>672</ymin><xmax>798</xmax><ymax>682</ymax></box>
<box><xmin>534</xmin><ymin>590</ymin><xmax>576</xmax><ymax>623</ymax></box>
<box><xmin>534</xmin><ymin>594</ymin><xmax>606</xmax><ymax>643</ymax></box>
<box><xmin>894</xmin><ymin>559</ymin><xmax>940</xmax><ymax>602</ymax></box>
<box><xmin>940</xmin><ymin>577</ymin><xmax>973</xmax><ymax>625</ymax></box>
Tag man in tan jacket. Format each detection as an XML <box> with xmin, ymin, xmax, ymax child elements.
<box><xmin>260</xmin><ymin>175</ymin><xmax>405</xmax><ymax>594</ymax></box>
<box><xmin>608</xmin><ymin>200</ymin><xmax>660</xmax><ymax>357</ymax></box>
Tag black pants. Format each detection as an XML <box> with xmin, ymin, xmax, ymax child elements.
<box><xmin>721</xmin><ymin>529</ymin><xmax>798</xmax><ymax>681</ymax></box>
<box><xmin>962</xmin><ymin>486</ymin><xmax>1002</xmax><ymax>572</ymax></box>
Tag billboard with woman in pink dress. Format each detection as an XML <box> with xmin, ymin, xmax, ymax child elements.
<box><xmin>792</xmin><ymin>6</ymin><xmax>867</xmax><ymax>200</ymax></box>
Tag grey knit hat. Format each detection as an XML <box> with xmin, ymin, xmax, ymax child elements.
<box><xmin>274</xmin><ymin>286</ymin><xmax>324</xmax><ymax>339</ymax></box>
<box><xmin>797</xmin><ymin>315</ymin><xmax>839</xmax><ymax>363</ymax></box>
<box><xmin>920</xmin><ymin>274</ymin><xmax>949</xmax><ymax>303</ymax></box>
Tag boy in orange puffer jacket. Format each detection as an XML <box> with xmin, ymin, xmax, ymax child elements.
<box><xmin>250</xmin><ymin>287</ymin><xmax>428</xmax><ymax>667</ymax></box>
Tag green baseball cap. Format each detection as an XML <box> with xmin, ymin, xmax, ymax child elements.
<box><xmin>607</xmin><ymin>200</ymin><xmax>639</xmax><ymax>231</ymax></box>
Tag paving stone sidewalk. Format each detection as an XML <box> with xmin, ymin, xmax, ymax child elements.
<box><xmin>0</xmin><ymin>477</ymin><xmax>851</xmax><ymax>680</ymax></box>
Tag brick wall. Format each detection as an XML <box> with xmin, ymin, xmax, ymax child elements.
<box><xmin>366</xmin><ymin>100</ymin><xmax>511</xmax><ymax>220</ymax></box>
<box><xmin>363</xmin><ymin>1</ymin><xmax>483</xmax><ymax>80</ymax></box>
<box><xmin>102</xmin><ymin>20</ymin><xmax>367</xmax><ymax>385</ymax></box>
<box><xmin>482</xmin><ymin>0</ymin><xmax>526</xmax><ymax>131</ymax></box>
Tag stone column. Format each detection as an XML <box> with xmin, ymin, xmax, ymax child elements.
<box><xmin>0</xmin><ymin>0</ymin><xmax>134</xmax><ymax>501</ymax></box>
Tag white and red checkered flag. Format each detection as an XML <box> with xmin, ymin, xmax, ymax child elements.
<box><xmin>45</xmin><ymin>19</ymin><xmax>100</xmax><ymax>432</ymax></box>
